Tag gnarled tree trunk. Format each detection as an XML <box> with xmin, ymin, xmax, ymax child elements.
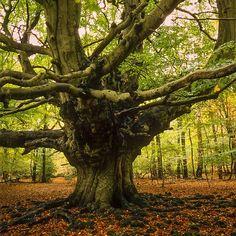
<box><xmin>65</xmin><ymin>147</ymin><xmax>141</xmax><ymax>208</ymax></box>
<box><xmin>62</xmin><ymin>104</ymin><xmax>188</xmax><ymax>208</ymax></box>
<box><xmin>1</xmin><ymin>0</ymin><xmax>217</xmax><ymax>209</ymax></box>
<box><xmin>40</xmin><ymin>0</ymin><xmax>188</xmax><ymax>208</ymax></box>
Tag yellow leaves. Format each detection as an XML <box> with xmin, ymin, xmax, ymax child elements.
<box><xmin>213</xmin><ymin>84</ymin><xmax>221</xmax><ymax>93</ymax></box>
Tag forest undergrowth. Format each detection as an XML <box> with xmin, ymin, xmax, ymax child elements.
<box><xmin>0</xmin><ymin>178</ymin><xmax>235</xmax><ymax>236</ymax></box>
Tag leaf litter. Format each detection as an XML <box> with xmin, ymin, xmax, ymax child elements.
<box><xmin>0</xmin><ymin>178</ymin><xmax>235</xmax><ymax>235</ymax></box>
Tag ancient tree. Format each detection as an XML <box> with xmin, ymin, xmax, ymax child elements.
<box><xmin>0</xmin><ymin>0</ymin><xmax>236</xmax><ymax>208</ymax></box>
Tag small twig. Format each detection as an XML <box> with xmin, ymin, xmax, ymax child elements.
<box><xmin>83</xmin><ymin>38</ymin><xmax>104</xmax><ymax>49</ymax></box>
<box><xmin>177</xmin><ymin>7</ymin><xmax>216</xmax><ymax>41</ymax></box>
<box><xmin>90</xmin><ymin>0</ymin><xmax>148</xmax><ymax>59</ymax></box>
<box><xmin>0</xmin><ymin>98</ymin><xmax>55</xmax><ymax>118</ymax></box>
<box><xmin>176</xmin><ymin>17</ymin><xmax>236</xmax><ymax>21</ymax></box>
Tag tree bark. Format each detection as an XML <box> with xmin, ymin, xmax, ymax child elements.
<box><xmin>229</xmin><ymin>138</ymin><xmax>236</xmax><ymax>179</ymax></box>
<box><xmin>32</xmin><ymin>162</ymin><xmax>37</xmax><ymax>183</ymax></box>
<box><xmin>176</xmin><ymin>118</ymin><xmax>182</xmax><ymax>179</ymax></box>
<box><xmin>188</xmin><ymin>128</ymin><xmax>195</xmax><ymax>178</ymax></box>
<box><xmin>215</xmin><ymin>0</ymin><xmax>236</xmax><ymax>49</ymax></box>
<box><xmin>196</xmin><ymin>114</ymin><xmax>204</xmax><ymax>178</ymax></box>
<box><xmin>176</xmin><ymin>159</ymin><xmax>181</xmax><ymax>179</ymax></box>
<box><xmin>67</xmin><ymin>151</ymin><xmax>139</xmax><ymax>208</ymax></box>
<box><xmin>41</xmin><ymin>148</ymin><xmax>47</xmax><ymax>183</ymax></box>
<box><xmin>0</xmin><ymin>130</ymin><xmax>63</xmax><ymax>148</ymax></box>
<box><xmin>181</xmin><ymin>130</ymin><xmax>188</xmax><ymax>179</ymax></box>
<box><xmin>212</xmin><ymin>124</ymin><xmax>223</xmax><ymax>179</ymax></box>
<box><xmin>156</xmin><ymin>135</ymin><xmax>163</xmax><ymax>179</ymax></box>
<box><xmin>150</xmin><ymin>140</ymin><xmax>158</xmax><ymax>180</ymax></box>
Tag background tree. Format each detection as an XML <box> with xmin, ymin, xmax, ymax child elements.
<box><xmin>0</xmin><ymin>0</ymin><xmax>236</xmax><ymax>208</ymax></box>
<box><xmin>156</xmin><ymin>135</ymin><xmax>164</xmax><ymax>180</ymax></box>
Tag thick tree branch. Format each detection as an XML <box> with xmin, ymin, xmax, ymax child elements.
<box><xmin>0</xmin><ymin>129</ymin><xmax>64</xmax><ymax>150</ymax></box>
<box><xmin>90</xmin><ymin>0</ymin><xmax>149</xmax><ymax>59</ymax></box>
<box><xmin>125</xmin><ymin>105</ymin><xmax>190</xmax><ymax>149</ymax></box>
<box><xmin>101</xmin><ymin>0</ymin><xmax>185</xmax><ymax>74</ymax></box>
<box><xmin>0</xmin><ymin>70</ymin><xmax>34</xmax><ymax>80</ymax></box>
<box><xmin>23</xmin><ymin>138</ymin><xmax>63</xmax><ymax>154</ymax></box>
<box><xmin>117</xmin><ymin>73</ymin><xmax>236</xmax><ymax>117</ymax></box>
<box><xmin>0</xmin><ymin>33</ymin><xmax>51</xmax><ymax>56</ymax></box>
<box><xmin>1</xmin><ymin>62</ymin><xmax>236</xmax><ymax>104</ymax></box>
<box><xmin>46</xmin><ymin>63</ymin><xmax>97</xmax><ymax>83</ymax></box>
<box><xmin>0</xmin><ymin>72</ymin><xmax>47</xmax><ymax>87</ymax></box>
<box><xmin>137</xmin><ymin>62</ymin><xmax>236</xmax><ymax>102</ymax></box>
<box><xmin>160</xmin><ymin>76</ymin><xmax>236</xmax><ymax>107</ymax></box>
<box><xmin>19</xmin><ymin>5</ymin><xmax>42</xmax><ymax>74</ymax></box>
<box><xmin>0</xmin><ymin>82</ymin><xmax>130</xmax><ymax>102</ymax></box>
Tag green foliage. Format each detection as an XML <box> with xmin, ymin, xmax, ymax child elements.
<box><xmin>208</xmin><ymin>41</ymin><xmax>236</xmax><ymax>66</ymax></box>
<box><xmin>134</xmin><ymin>92</ymin><xmax>236</xmax><ymax>179</ymax></box>
<box><xmin>190</xmin><ymin>42</ymin><xmax>236</xmax><ymax>96</ymax></box>
<box><xmin>0</xmin><ymin>148</ymin><xmax>31</xmax><ymax>178</ymax></box>
<box><xmin>38</xmin><ymin>152</ymin><xmax>55</xmax><ymax>182</ymax></box>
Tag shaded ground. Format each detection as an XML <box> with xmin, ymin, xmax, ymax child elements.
<box><xmin>0</xmin><ymin>178</ymin><xmax>235</xmax><ymax>235</ymax></box>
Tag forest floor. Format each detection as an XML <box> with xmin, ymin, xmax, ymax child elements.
<box><xmin>0</xmin><ymin>178</ymin><xmax>235</xmax><ymax>236</ymax></box>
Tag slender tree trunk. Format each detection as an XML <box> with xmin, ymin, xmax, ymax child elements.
<box><xmin>176</xmin><ymin>118</ymin><xmax>188</xmax><ymax>179</ymax></box>
<box><xmin>188</xmin><ymin>128</ymin><xmax>195</xmax><ymax>178</ymax></box>
<box><xmin>181</xmin><ymin>130</ymin><xmax>188</xmax><ymax>179</ymax></box>
<box><xmin>176</xmin><ymin>119</ymin><xmax>182</xmax><ymax>179</ymax></box>
<box><xmin>196</xmin><ymin>115</ymin><xmax>204</xmax><ymax>178</ymax></box>
<box><xmin>32</xmin><ymin>162</ymin><xmax>37</xmax><ymax>182</ymax></box>
<box><xmin>2</xmin><ymin>148</ymin><xmax>8</xmax><ymax>180</ymax></box>
<box><xmin>41</xmin><ymin>115</ymin><xmax>48</xmax><ymax>183</ymax></box>
<box><xmin>31</xmin><ymin>149</ymin><xmax>38</xmax><ymax>182</ymax></box>
<box><xmin>176</xmin><ymin>159</ymin><xmax>181</xmax><ymax>179</ymax></box>
<box><xmin>156</xmin><ymin>135</ymin><xmax>163</xmax><ymax>179</ymax></box>
<box><xmin>211</xmin><ymin>163</ymin><xmax>214</xmax><ymax>180</ymax></box>
<box><xmin>229</xmin><ymin>138</ymin><xmax>236</xmax><ymax>179</ymax></box>
<box><xmin>226</xmin><ymin>164</ymin><xmax>230</xmax><ymax>175</ymax></box>
<box><xmin>150</xmin><ymin>140</ymin><xmax>158</xmax><ymax>180</ymax></box>
<box><xmin>41</xmin><ymin>148</ymin><xmax>47</xmax><ymax>183</ymax></box>
<box><xmin>212</xmin><ymin>124</ymin><xmax>223</xmax><ymax>179</ymax></box>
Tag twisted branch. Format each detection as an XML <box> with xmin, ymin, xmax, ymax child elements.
<box><xmin>0</xmin><ymin>62</ymin><xmax>236</xmax><ymax>104</ymax></box>
<box><xmin>0</xmin><ymin>33</ymin><xmax>51</xmax><ymax>56</ymax></box>
<box><xmin>91</xmin><ymin>0</ymin><xmax>149</xmax><ymax>59</ymax></box>
<box><xmin>0</xmin><ymin>129</ymin><xmax>64</xmax><ymax>150</ymax></box>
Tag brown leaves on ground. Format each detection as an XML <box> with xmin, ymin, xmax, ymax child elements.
<box><xmin>0</xmin><ymin>178</ymin><xmax>236</xmax><ymax>236</ymax></box>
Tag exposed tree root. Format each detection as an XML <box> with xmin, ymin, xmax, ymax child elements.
<box><xmin>1</xmin><ymin>191</ymin><xmax>235</xmax><ymax>234</ymax></box>
<box><xmin>0</xmin><ymin>192</ymin><xmax>150</xmax><ymax>233</ymax></box>
<box><xmin>0</xmin><ymin>198</ymin><xmax>67</xmax><ymax>233</ymax></box>
<box><xmin>127</xmin><ymin>193</ymin><xmax>150</xmax><ymax>208</ymax></box>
